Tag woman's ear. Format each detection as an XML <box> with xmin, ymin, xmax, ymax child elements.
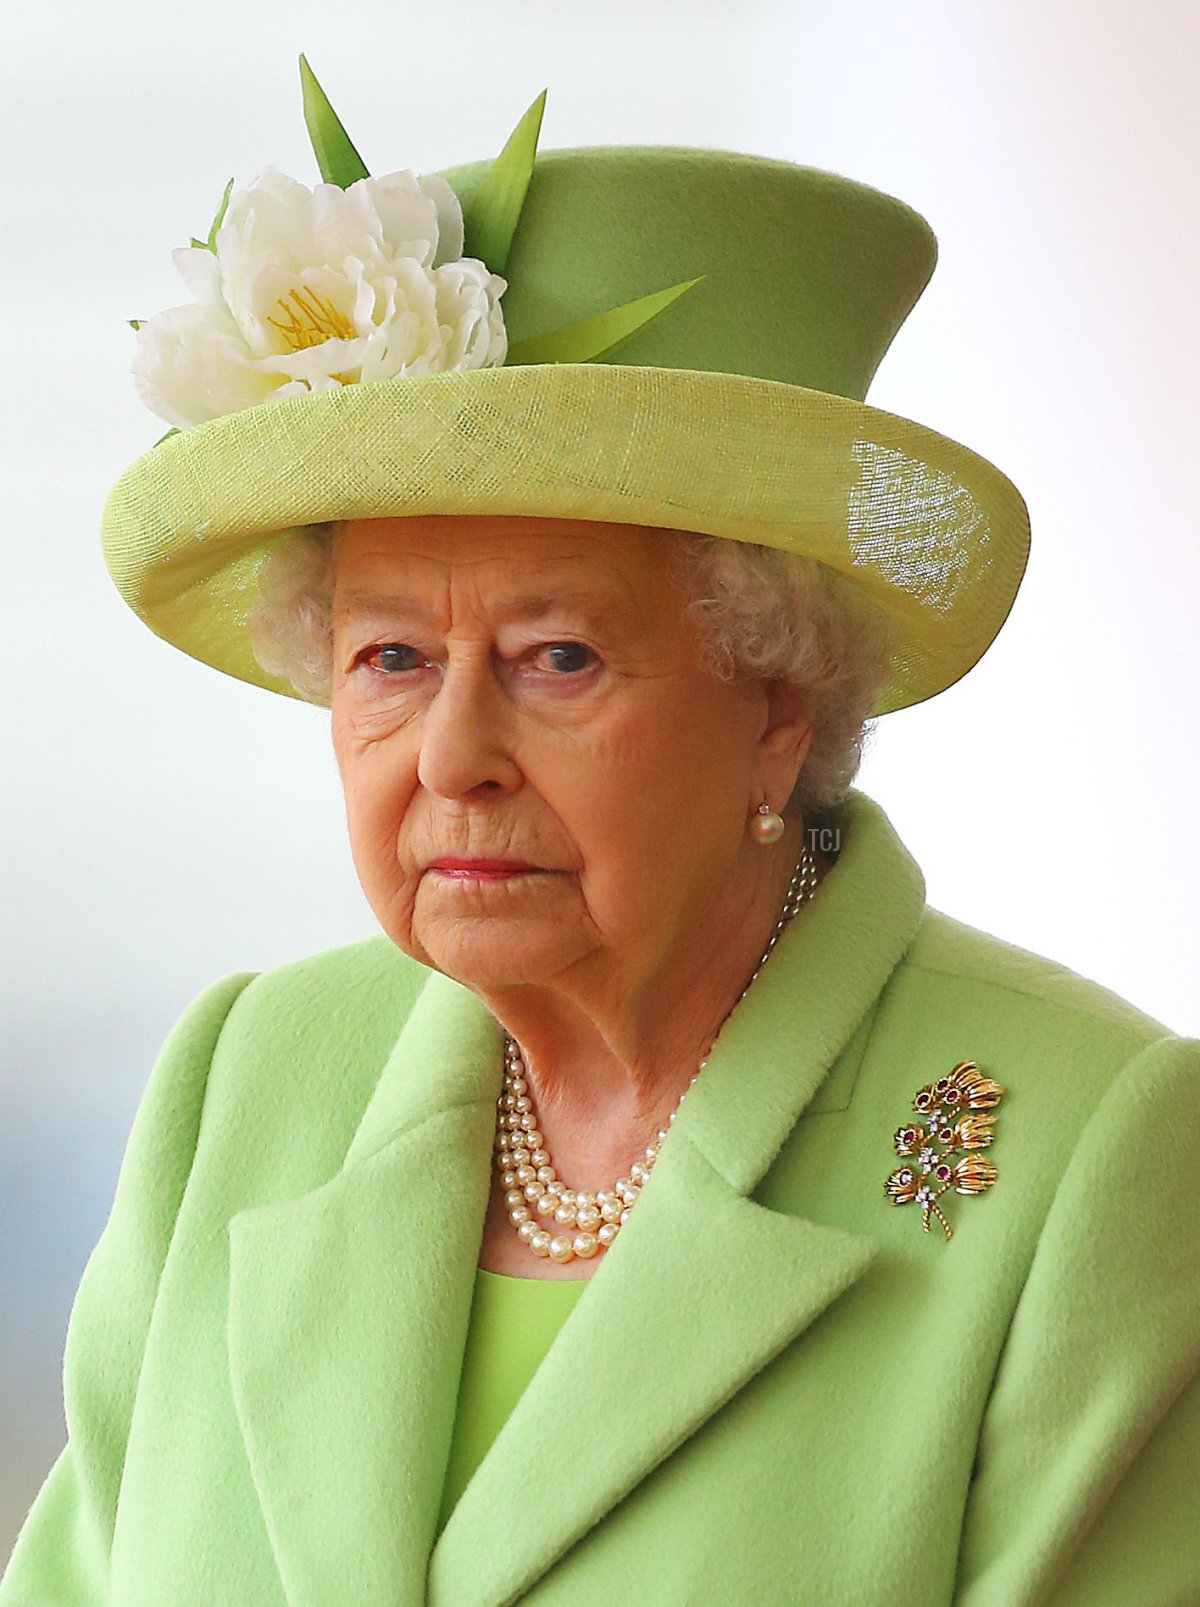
<box><xmin>756</xmin><ymin>678</ymin><xmax>815</xmax><ymax>803</ymax></box>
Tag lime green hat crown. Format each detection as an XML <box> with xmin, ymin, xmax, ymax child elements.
<box><xmin>439</xmin><ymin>144</ymin><xmax>937</xmax><ymax>404</ymax></box>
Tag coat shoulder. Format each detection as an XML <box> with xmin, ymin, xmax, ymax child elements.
<box><xmin>231</xmin><ymin>930</ymin><xmax>426</xmax><ymax>1015</ymax></box>
<box><xmin>903</xmin><ymin>904</ymin><xmax>1173</xmax><ymax>1047</ymax></box>
<box><xmin>214</xmin><ymin>927</ymin><xmax>434</xmax><ymax>1078</ymax></box>
<box><xmin>858</xmin><ymin>905</ymin><xmax>1184</xmax><ymax>1139</ymax></box>
<box><xmin>218</xmin><ymin>930</ymin><xmax>434</xmax><ymax>1057</ymax></box>
<box><xmin>193</xmin><ymin>933</ymin><xmax>436</xmax><ymax>1198</ymax></box>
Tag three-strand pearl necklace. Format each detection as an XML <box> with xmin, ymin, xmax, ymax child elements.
<box><xmin>493</xmin><ymin>845</ymin><xmax>820</xmax><ymax>1265</ymax></box>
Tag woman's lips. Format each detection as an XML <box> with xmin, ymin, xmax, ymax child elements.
<box><xmin>425</xmin><ymin>858</ymin><xmax>544</xmax><ymax>881</ymax></box>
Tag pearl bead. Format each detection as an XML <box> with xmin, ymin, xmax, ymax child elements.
<box><xmin>509</xmin><ymin>1206</ymin><xmax>530</xmax><ymax>1225</ymax></box>
<box><xmin>548</xmin><ymin>1234</ymin><xmax>575</xmax><ymax>1262</ymax></box>
<box><xmin>516</xmin><ymin>1164</ymin><xmax>536</xmax><ymax>1185</ymax></box>
<box><xmin>600</xmin><ymin>1199</ymin><xmax>623</xmax><ymax>1223</ymax></box>
<box><xmin>554</xmin><ymin>1203</ymin><xmax>578</xmax><ymax>1227</ymax></box>
<box><xmin>505</xmin><ymin>1188</ymin><xmax>525</xmax><ymax>1210</ymax></box>
<box><xmin>517</xmin><ymin>1220</ymin><xmax>537</xmax><ymax>1244</ymax></box>
<box><xmin>536</xmin><ymin>1193</ymin><xmax>557</xmax><ymax>1215</ymax></box>
<box><xmin>502</xmin><ymin>1168</ymin><xmax>518</xmax><ymax>1188</ymax></box>
<box><xmin>573</xmin><ymin>1232</ymin><xmax>600</xmax><ymax>1258</ymax></box>
<box><xmin>619</xmin><ymin>1208</ymin><xmax>631</xmax><ymax>1225</ymax></box>
<box><xmin>576</xmin><ymin>1191</ymin><xmax>596</xmax><ymax>1208</ymax></box>
<box><xmin>532</xmin><ymin>1149</ymin><xmax>550</xmax><ymax>1168</ymax></box>
<box><xmin>529</xmin><ymin>1230</ymin><xmax>552</xmax><ymax>1256</ymax></box>
<box><xmin>536</xmin><ymin>1165</ymin><xmax>557</xmax><ymax>1184</ymax></box>
<box><xmin>523</xmin><ymin>1182</ymin><xmax>542</xmax><ymax>1202</ymax></box>
<box><xmin>511</xmin><ymin>1146</ymin><xmax>530</xmax><ymax>1165</ymax></box>
<box><xmin>597</xmin><ymin>1223</ymin><xmax>619</xmax><ymax>1246</ymax></box>
<box><xmin>576</xmin><ymin>1204</ymin><xmax>602</xmax><ymax>1231</ymax></box>
<box><xmin>751</xmin><ymin>807</ymin><xmax>786</xmax><ymax>844</ymax></box>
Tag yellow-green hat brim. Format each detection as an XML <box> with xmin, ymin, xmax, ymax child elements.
<box><xmin>101</xmin><ymin>361</ymin><xmax>1030</xmax><ymax>716</ymax></box>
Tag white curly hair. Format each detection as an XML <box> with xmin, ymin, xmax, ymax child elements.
<box><xmin>245</xmin><ymin>522</ymin><xmax>898</xmax><ymax>816</ymax></box>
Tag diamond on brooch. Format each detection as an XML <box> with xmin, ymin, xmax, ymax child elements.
<box><xmin>884</xmin><ymin>1060</ymin><xmax>1005</xmax><ymax>1241</ymax></box>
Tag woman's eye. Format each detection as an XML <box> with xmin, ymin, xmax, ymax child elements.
<box><xmin>363</xmin><ymin>643</ymin><xmax>425</xmax><ymax>674</ymax></box>
<box><xmin>538</xmin><ymin>641</ymin><xmax>595</xmax><ymax>674</ymax></box>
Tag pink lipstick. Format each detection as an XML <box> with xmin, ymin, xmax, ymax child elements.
<box><xmin>426</xmin><ymin>858</ymin><xmax>542</xmax><ymax>881</ymax></box>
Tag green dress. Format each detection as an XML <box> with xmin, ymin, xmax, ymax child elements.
<box><xmin>436</xmin><ymin>1269</ymin><xmax>589</xmax><ymax>1538</ymax></box>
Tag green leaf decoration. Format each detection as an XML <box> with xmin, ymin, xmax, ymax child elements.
<box><xmin>506</xmin><ymin>276</ymin><xmax>704</xmax><ymax>366</ymax></box>
<box><xmin>298</xmin><ymin>53</ymin><xmax>370</xmax><ymax>188</ymax></box>
<box><xmin>128</xmin><ymin>319</ymin><xmax>142</xmax><ymax>331</ymax></box>
<box><xmin>463</xmin><ymin>90</ymin><xmax>546</xmax><ymax>274</ymax></box>
<box><xmin>185</xmin><ymin>178</ymin><xmax>236</xmax><ymax>255</ymax></box>
<box><xmin>205</xmin><ymin>175</ymin><xmax>235</xmax><ymax>250</ymax></box>
<box><xmin>153</xmin><ymin>427</ymin><xmax>180</xmax><ymax>447</ymax></box>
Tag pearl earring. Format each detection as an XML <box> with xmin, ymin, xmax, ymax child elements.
<box><xmin>750</xmin><ymin>802</ymin><xmax>786</xmax><ymax>844</ymax></box>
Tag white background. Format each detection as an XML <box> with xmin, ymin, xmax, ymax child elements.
<box><xmin>3</xmin><ymin>0</ymin><xmax>1197</xmax><ymax>1552</ymax></box>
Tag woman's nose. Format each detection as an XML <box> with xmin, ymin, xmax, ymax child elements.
<box><xmin>416</xmin><ymin>653</ymin><xmax>522</xmax><ymax>800</ymax></box>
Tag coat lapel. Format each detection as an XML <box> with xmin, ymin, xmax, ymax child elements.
<box><xmin>226</xmin><ymin>790</ymin><xmax>926</xmax><ymax>1607</ymax></box>
<box><xmin>226</xmin><ymin>969</ymin><xmax>505</xmax><ymax>1607</ymax></box>
<box><xmin>429</xmin><ymin>1141</ymin><xmax>880</xmax><ymax>1606</ymax></box>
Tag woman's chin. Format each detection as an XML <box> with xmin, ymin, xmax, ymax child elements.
<box><xmin>406</xmin><ymin>872</ymin><xmax>591</xmax><ymax>987</ymax></box>
<box><xmin>426</xmin><ymin>948</ymin><xmax>578</xmax><ymax>991</ymax></box>
<box><xmin>414</xmin><ymin>921</ymin><xmax>590</xmax><ymax>991</ymax></box>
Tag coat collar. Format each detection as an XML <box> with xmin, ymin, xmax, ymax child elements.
<box><xmin>226</xmin><ymin>789</ymin><xmax>926</xmax><ymax>1607</ymax></box>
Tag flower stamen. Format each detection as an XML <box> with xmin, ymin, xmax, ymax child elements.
<box><xmin>266</xmin><ymin>284</ymin><xmax>354</xmax><ymax>350</ymax></box>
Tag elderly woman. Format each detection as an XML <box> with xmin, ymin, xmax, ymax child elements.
<box><xmin>4</xmin><ymin>67</ymin><xmax>1198</xmax><ymax>1607</ymax></box>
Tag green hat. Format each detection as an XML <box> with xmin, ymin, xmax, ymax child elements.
<box><xmin>102</xmin><ymin>69</ymin><xmax>1029</xmax><ymax>715</ymax></box>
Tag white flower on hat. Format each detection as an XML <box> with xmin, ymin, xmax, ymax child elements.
<box><xmin>127</xmin><ymin>61</ymin><xmax>701</xmax><ymax>443</ymax></box>
<box><xmin>132</xmin><ymin>166</ymin><xmax>507</xmax><ymax>430</ymax></box>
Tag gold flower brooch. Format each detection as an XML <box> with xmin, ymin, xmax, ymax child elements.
<box><xmin>884</xmin><ymin>1060</ymin><xmax>1005</xmax><ymax>1240</ymax></box>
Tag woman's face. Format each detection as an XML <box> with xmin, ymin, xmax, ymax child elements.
<box><xmin>330</xmin><ymin>514</ymin><xmax>810</xmax><ymax>994</ymax></box>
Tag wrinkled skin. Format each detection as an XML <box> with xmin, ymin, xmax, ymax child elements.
<box><xmin>330</xmin><ymin>513</ymin><xmax>816</xmax><ymax>1271</ymax></box>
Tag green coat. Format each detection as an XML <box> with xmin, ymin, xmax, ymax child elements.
<box><xmin>4</xmin><ymin>790</ymin><xmax>1198</xmax><ymax>1606</ymax></box>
